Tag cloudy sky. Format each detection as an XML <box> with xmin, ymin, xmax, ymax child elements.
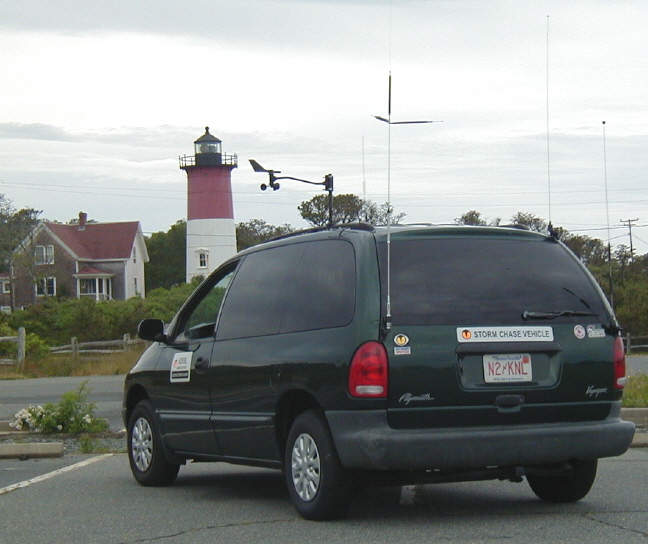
<box><xmin>1</xmin><ymin>0</ymin><xmax>646</xmax><ymax>252</ymax></box>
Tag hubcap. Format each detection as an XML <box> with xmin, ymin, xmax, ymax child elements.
<box><xmin>291</xmin><ymin>433</ymin><xmax>321</xmax><ymax>502</ymax></box>
<box><xmin>131</xmin><ymin>416</ymin><xmax>153</xmax><ymax>472</ymax></box>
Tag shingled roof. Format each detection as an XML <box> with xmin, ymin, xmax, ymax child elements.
<box><xmin>44</xmin><ymin>221</ymin><xmax>143</xmax><ymax>261</ymax></box>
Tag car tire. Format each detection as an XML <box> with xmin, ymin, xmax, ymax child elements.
<box><xmin>128</xmin><ymin>400</ymin><xmax>180</xmax><ymax>487</ymax></box>
<box><xmin>527</xmin><ymin>459</ymin><xmax>598</xmax><ymax>503</ymax></box>
<box><xmin>285</xmin><ymin>410</ymin><xmax>356</xmax><ymax>520</ymax></box>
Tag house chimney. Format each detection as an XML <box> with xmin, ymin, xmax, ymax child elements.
<box><xmin>78</xmin><ymin>212</ymin><xmax>87</xmax><ymax>231</ymax></box>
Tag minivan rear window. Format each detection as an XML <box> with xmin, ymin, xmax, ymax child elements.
<box><xmin>380</xmin><ymin>237</ymin><xmax>609</xmax><ymax>326</ymax></box>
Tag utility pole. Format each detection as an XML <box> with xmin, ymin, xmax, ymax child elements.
<box><xmin>620</xmin><ymin>218</ymin><xmax>639</xmax><ymax>258</ymax></box>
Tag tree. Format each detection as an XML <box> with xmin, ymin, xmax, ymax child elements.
<box><xmin>455</xmin><ymin>210</ymin><xmax>501</xmax><ymax>226</ymax></box>
<box><xmin>298</xmin><ymin>194</ymin><xmax>405</xmax><ymax>227</ymax></box>
<box><xmin>0</xmin><ymin>195</ymin><xmax>41</xmax><ymax>309</ymax></box>
<box><xmin>145</xmin><ymin>220</ymin><xmax>186</xmax><ymax>291</ymax></box>
<box><xmin>0</xmin><ymin>196</ymin><xmax>41</xmax><ymax>273</ymax></box>
<box><xmin>562</xmin><ymin>234</ymin><xmax>608</xmax><ymax>267</ymax></box>
<box><xmin>236</xmin><ymin>219</ymin><xmax>294</xmax><ymax>251</ymax></box>
<box><xmin>455</xmin><ymin>210</ymin><xmax>486</xmax><ymax>226</ymax></box>
<box><xmin>508</xmin><ymin>212</ymin><xmax>547</xmax><ymax>232</ymax></box>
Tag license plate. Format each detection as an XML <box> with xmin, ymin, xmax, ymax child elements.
<box><xmin>483</xmin><ymin>353</ymin><xmax>532</xmax><ymax>383</ymax></box>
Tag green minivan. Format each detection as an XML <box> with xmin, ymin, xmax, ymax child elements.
<box><xmin>123</xmin><ymin>224</ymin><xmax>635</xmax><ymax>520</ymax></box>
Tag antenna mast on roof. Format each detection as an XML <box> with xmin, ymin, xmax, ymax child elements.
<box><xmin>546</xmin><ymin>15</ymin><xmax>553</xmax><ymax>230</ymax></box>
<box><xmin>373</xmin><ymin>72</ymin><xmax>442</xmax><ymax>332</ymax></box>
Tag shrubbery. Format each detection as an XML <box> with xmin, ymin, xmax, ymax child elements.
<box><xmin>1</xmin><ymin>279</ymin><xmax>200</xmax><ymax>349</ymax></box>
<box><xmin>10</xmin><ymin>380</ymin><xmax>109</xmax><ymax>434</ymax></box>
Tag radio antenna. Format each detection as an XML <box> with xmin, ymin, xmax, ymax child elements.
<box><xmin>373</xmin><ymin>72</ymin><xmax>442</xmax><ymax>331</ymax></box>
<box><xmin>603</xmin><ymin>120</ymin><xmax>614</xmax><ymax>308</ymax></box>
<box><xmin>546</xmin><ymin>15</ymin><xmax>553</xmax><ymax>228</ymax></box>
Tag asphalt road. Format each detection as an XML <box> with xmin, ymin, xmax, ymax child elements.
<box><xmin>0</xmin><ymin>449</ymin><xmax>647</xmax><ymax>544</ymax></box>
<box><xmin>0</xmin><ymin>355</ymin><xmax>647</xmax><ymax>431</ymax></box>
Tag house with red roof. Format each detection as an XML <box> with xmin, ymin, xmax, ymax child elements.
<box><xmin>1</xmin><ymin>213</ymin><xmax>149</xmax><ymax>310</ymax></box>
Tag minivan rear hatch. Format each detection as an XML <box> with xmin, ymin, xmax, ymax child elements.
<box><xmin>377</xmin><ymin>227</ymin><xmax>620</xmax><ymax>430</ymax></box>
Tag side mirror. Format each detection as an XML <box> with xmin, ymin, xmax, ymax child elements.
<box><xmin>138</xmin><ymin>319</ymin><xmax>167</xmax><ymax>343</ymax></box>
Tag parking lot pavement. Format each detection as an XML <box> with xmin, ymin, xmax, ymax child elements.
<box><xmin>0</xmin><ymin>451</ymin><xmax>647</xmax><ymax>544</ymax></box>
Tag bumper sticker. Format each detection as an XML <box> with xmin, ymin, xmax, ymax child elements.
<box><xmin>457</xmin><ymin>326</ymin><xmax>554</xmax><ymax>343</ymax></box>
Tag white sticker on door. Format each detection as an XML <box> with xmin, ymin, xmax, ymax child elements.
<box><xmin>170</xmin><ymin>352</ymin><xmax>192</xmax><ymax>383</ymax></box>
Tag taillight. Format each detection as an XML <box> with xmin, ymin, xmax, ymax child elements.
<box><xmin>613</xmin><ymin>336</ymin><xmax>626</xmax><ymax>390</ymax></box>
<box><xmin>348</xmin><ymin>341</ymin><xmax>388</xmax><ymax>398</ymax></box>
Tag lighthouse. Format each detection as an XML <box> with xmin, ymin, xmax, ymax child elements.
<box><xmin>180</xmin><ymin>127</ymin><xmax>237</xmax><ymax>282</ymax></box>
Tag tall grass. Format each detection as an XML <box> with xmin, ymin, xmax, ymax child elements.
<box><xmin>0</xmin><ymin>346</ymin><xmax>146</xmax><ymax>379</ymax></box>
<box><xmin>623</xmin><ymin>374</ymin><xmax>648</xmax><ymax>408</ymax></box>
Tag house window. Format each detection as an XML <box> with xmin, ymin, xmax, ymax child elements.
<box><xmin>2</xmin><ymin>281</ymin><xmax>9</xmax><ymax>294</ymax></box>
<box><xmin>198</xmin><ymin>252</ymin><xmax>208</xmax><ymax>269</ymax></box>
<box><xmin>36</xmin><ymin>277</ymin><xmax>56</xmax><ymax>297</ymax></box>
<box><xmin>132</xmin><ymin>246</ymin><xmax>137</xmax><ymax>263</ymax></box>
<box><xmin>35</xmin><ymin>245</ymin><xmax>55</xmax><ymax>265</ymax></box>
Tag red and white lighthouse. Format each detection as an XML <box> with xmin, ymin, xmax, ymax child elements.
<box><xmin>180</xmin><ymin>127</ymin><xmax>237</xmax><ymax>281</ymax></box>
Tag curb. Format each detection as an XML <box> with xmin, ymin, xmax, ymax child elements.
<box><xmin>0</xmin><ymin>442</ymin><xmax>64</xmax><ymax>459</ymax></box>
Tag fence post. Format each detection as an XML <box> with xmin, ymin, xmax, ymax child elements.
<box><xmin>123</xmin><ymin>333</ymin><xmax>130</xmax><ymax>351</ymax></box>
<box><xmin>626</xmin><ymin>334</ymin><xmax>631</xmax><ymax>354</ymax></box>
<box><xmin>16</xmin><ymin>327</ymin><xmax>26</xmax><ymax>372</ymax></box>
<box><xmin>71</xmin><ymin>337</ymin><xmax>78</xmax><ymax>362</ymax></box>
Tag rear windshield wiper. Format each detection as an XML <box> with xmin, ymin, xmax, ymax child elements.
<box><xmin>522</xmin><ymin>310</ymin><xmax>598</xmax><ymax>320</ymax></box>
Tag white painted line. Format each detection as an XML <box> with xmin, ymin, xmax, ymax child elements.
<box><xmin>0</xmin><ymin>453</ymin><xmax>113</xmax><ymax>496</ymax></box>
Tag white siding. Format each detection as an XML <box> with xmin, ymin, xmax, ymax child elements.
<box><xmin>186</xmin><ymin>218</ymin><xmax>236</xmax><ymax>282</ymax></box>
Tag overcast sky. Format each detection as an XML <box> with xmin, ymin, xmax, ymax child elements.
<box><xmin>1</xmin><ymin>0</ymin><xmax>646</xmax><ymax>252</ymax></box>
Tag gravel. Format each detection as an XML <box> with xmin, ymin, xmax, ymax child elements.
<box><xmin>0</xmin><ymin>431</ymin><xmax>127</xmax><ymax>454</ymax></box>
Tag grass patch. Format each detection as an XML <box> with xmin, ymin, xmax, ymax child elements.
<box><xmin>2</xmin><ymin>347</ymin><xmax>146</xmax><ymax>379</ymax></box>
<box><xmin>623</xmin><ymin>374</ymin><xmax>648</xmax><ymax>407</ymax></box>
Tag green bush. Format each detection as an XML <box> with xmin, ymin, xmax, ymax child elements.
<box><xmin>4</xmin><ymin>280</ymin><xmax>202</xmax><ymax>347</ymax></box>
<box><xmin>10</xmin><ymin>380</ymin><xmax>109</xmax><ymax>433</ymax></box>
<box><xmin>0</xmin><ymin>322</ymin><xmax>49</xmax><ymax>361</ymax></box>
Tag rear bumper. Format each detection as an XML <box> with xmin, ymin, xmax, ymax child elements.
<box><xmin>325</xmin><ymin>403</ymin><xmax>636</xmax><ymax>471</ymax></box>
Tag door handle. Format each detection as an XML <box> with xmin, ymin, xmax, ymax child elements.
<box><xmin>194</xmin><ymin>357</ymin><xmax>209</xmax><ymax>374</ymax></box>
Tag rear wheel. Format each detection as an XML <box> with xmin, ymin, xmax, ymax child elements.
<box><xmin>527</xmin><ymin>459</ymin><xmax>598</xmax><ymax>502</ymax></box>
<box><xmin>128</xmin><ymin>400</ymin><xmax>180</xmax><ymax>486</ymax></box>
<box><xmin>285</xmin><ymin>410</ymin><xmax>356</xmax><ymax>520</ymax></box>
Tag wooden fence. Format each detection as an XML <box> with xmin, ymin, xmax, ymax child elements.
<box><xmin>625</xmin><ymin>334</ymin><xmax>648</xmax><ymax>354</ymax></box>
<box><xmin>0</xmin><ymin>327</ymin><xmax>26</xmax><ymax>371</ymax></box>
<box><xmin>50</xmin><ymin>333</ymin><xmax>146</xmax><ymax>357</ymax></box>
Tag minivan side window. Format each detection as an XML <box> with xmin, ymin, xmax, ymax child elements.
<box><xmin>175</xmin><ymin>268</ymin><xmax>235</xmax><ymax>341</ymax></box>
<box><xmin>216</xmin><ymin>240</ymin><xmax>356</xmax><ymax>340</ymax></box>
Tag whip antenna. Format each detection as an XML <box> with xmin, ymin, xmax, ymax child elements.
<box><xmin>373</xmin><ymin>72</ymin><xmax>442</xmax><ymax>332</ymax></box>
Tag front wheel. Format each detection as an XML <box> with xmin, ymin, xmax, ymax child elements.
<box><xmin>527</xmin><ymin>459</ymin><xmax>598</xmax><ymax>503</ymax></box>
<box><xmin>128</xmin><ymin>400</ymin><xmax>180</xmax><ymax>487</ymax></box>
<box><xmin>285</xmin><ymin>410</ymin><xmax>356</xmax><ymax>520</ymax></box>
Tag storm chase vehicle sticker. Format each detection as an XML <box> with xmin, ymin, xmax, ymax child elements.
<box><xmin>457</xmin><ymin>326</ymin><xmax>554</xmax><ymax>343</ymax></box>
<box><xmin>170</xmin><ymin>352</ymin><xmax>192</xmax><ymax>383</ymax></box>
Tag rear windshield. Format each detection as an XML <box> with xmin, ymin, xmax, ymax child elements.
<box><xmin>380</xmin><ymin>236</ymin><xmax>609</xmax><ymax>326</ymax></box>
